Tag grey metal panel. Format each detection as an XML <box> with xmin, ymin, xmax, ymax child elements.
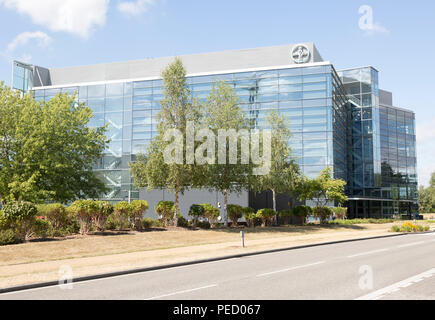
<box><xmin>139</xmin><ymin>188</ymin><xmax>249</xmax><ymax>220</ymax></box>
<box><xmin>379</xmin><ymin>89</ymin><xmax>393</xmax><ymax>106</ymax></box>
<box><xmin>48</xmin><ymin>43</ymin><xmax>323</xmax><ymax>86</ymax></box>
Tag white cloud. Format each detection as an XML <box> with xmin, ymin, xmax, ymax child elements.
<box><xmin>117</xmin><ymin>0</ymin><xmax>155</xmax><ymax>16</ymax></box>
<box><xmin>358</xmin><ymin>5</ymin><xmax>389</xmax><ymax>36</ymax></box>
<box><xmin>363</xmin><ymin>22</ymin><xmax>390</xmax><ymax>36</ymax></box>
<box><xmin>7</xmin><ymin>31</ymin><xmax>52</xmax><ymax>52</ymax></box>
<box><xmin>0</xmin><ymin>0</ymin><xmax>110</xmax><ymax>38</ymax></box>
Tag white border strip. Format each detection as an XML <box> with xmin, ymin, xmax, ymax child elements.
<box><xmin>32</xmin><ymin>61</ymin><xmax>332</xmax><ymax>91</ymax></box>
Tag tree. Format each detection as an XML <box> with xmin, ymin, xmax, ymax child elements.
<box><xmin>0</xmin><ymin>83</ymin><xmax>108</xmax><ymax>204</ymax></box>
<box><xmin>250</xmin><ymin>111</ymin><xmax>300</xmax><ymax>223</ymax></box>
<box><xmin>419</xmin><ymin>172</ymin><xmax>435</xmax><ymax>213</ymax></box>
<box><xmin>297</xmin><ymin>167</ymin><xmax>348</xmax><ymax>208</ymax></box>
<box><xmin>130</xmin><ymin>58</ymin><xmax>202</xmax><ymax>227</ymax></box>
<box><xmin>129</xmin><ymin>200</ymin><xmax>149</xmax><ymax>230</ymax></box>
<box><xmin>203</xmin><ymin>81</ymin><xmax>252</xmax><ymax>227</ymax></box>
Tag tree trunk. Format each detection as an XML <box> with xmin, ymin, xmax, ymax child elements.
<box><xmin>174</xmin><ymin>184</ymin><xmax>179</xmax><ymax>227</ymax></box>
<box><xmin>223</xmin><ymin>189</ymin><xmax>228</xmax><ymax>228</ymax></box>
<box><xmin>272</xmin><ymin>189</ymin><xmax>278</xmax><ymax>226</ymax></box>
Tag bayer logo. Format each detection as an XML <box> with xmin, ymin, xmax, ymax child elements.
<box><xmin>291</xmin><ymin>44</ymin><xmax>311</xmax><ymax>64</ymax></box>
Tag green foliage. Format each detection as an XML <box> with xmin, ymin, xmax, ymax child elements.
<box><xmin>292</xmin><ymin>205</ymin><xmax>313</xmax><ymax>217</ymax></box>
<box><xmin>112</xmin><ymin>201</ymin><xmax>131</xmax><ymax>230</ymax></box>
<box><xmin>177</xmin><ymin>214</ymin><xmax>189</xmax><ymax>228</ymax></box>
<box><xmin>32</xmin><ymin>218</ymin><xmax>54</xmax><ymax>239</ymax></box>
<box><xmin>256</xmin><ymin>208</ymin><xmax>276</xmax><ymax>227</ymax></box>
<box><xmin>92</xmin><ymin>201</ymin><xmax>114</xmax><ymax>232</ymax></box>
<box><xmin>188</xmin><ymin>204</ymin><xmax>205</xmax><ymax>227</ymax></box>
<box><xmin>313</xmin><ymin>207</ymin><xmax>333</xmax><ymax>224</ymax></box>
<box><xmin>419</xmin><ymin>173</ymin><xmax>435</xmax><ymax>213</ymax></box>
<box><xmin>250</xmin><ymin>111</ymin><xmax>301</xmax><ymax>212</ymax></box>
<box><xmin>328</xmin><ymin>218</ymin><xmax>396</xmax><ymax>225</ymax></box>
<box><xmin>155</xmin><ymin>201</ymin><xmax>175</xmax><ymax>227</ymax></box>
<box><xmin>332</xmin><ymin>207</ymin><xmax>348</xmax><ymax>220</ymax></box>
<box><xmin>200</xmin><ymin>203</ymin><xmax>220</xmax><ymax>228</ymax></box>
<box><xmin>391</xmin><ymin>222</ymin><xmax>430</xmax><ymax>233</ymax></box>
<box><xmin>141</xmin><ymin>218</ymin><xmax>164</xmax><ymax>229</ymax></box>
<box><xmin>0</xmin><ymin>84</ymin><xmax>108</xmax><ymax>204</ymax></box>
<box><xmin>242</xmin><ymin>207</ymin><xmax>257</xmax><ymax>227</ymax></box>
<box><xmin>203</xmin><ymin>81</ymin><xmax>251</xmax><ymax>226</ymax></box>
<box><xmin>130</xmin><ymin>200</ymin><xmax>149</xmax><ymax>230</ymax></box>
<box><xmin>0</xmin><ymin>229</ymin><xmax>20</xmax><ymax>246</ymax></box>
<box><xmin>67</xmin><ymin>200</ymin><xmax>94</xmax><ymax>235</ymax></box>
<box><xmin>297</xmin><ymin>167</ymin><xmax>348</xmax><ymax>207</ymax></box>
<box><xmin>130</xmin><ymin>58</ymin><xmax>203</xmax><ymax>227</ymax></box>
<box><xmin>196</xmin><ymin>221</ymin><xmax>211</xmax><ymax>230</ymax></box>
<box><xmin>0</xmin><ymin>211</ymin><xmax>10</xmax><ymax>231</ymax></box>
<box><xmin>227</xmin><ymin>204</ymin><xmax>243</xmax><ymax>227</ymax></box>
<box><xmin>2</xmin><ymin>201</ymin><xmax>38</xmax><ymax>240</ymax></box>
<box><xmin>37</xmin><ymin>203</ymin><xmax>68</xmax><ymax>230</ymax></box>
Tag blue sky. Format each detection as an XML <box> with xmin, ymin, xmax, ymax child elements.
<box><xmin>0</xmin><ymin>0</ymin><xmax>434</xmax><ymax>186</ymax></box>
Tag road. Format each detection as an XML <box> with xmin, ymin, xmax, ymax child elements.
<box><xmin>1</xmin><ymin>232</ymin><xmax>435</xmax><ymax>300</ymax></box>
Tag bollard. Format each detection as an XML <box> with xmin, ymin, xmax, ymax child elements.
<box><xmin>240</xmin><ymin>231</ymin><xmax>245</xmax><ymax>248</ymax></box>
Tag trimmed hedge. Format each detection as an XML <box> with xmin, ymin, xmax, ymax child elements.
<box><xmin>227</xmin><ymin>204</ymin><xmax>243</xmax><ymax>227</ymax></box>
<box><xmin>256</xmin><ymin>208</ymin><xmax>276</xmax><ymax>227</ymax></box>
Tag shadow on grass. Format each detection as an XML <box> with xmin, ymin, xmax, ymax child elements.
<box><xmin>208</xmin><ymin>224</ymin><xmax>366</xmax><ymax>234</ymax></box>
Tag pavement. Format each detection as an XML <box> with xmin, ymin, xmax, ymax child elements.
<box><xmin>1</xmin><ymin>232</ymin><xmax>434</xmax><ymax>300</ymax></box>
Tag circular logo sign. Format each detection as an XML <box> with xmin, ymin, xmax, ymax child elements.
<box><xmin>291</xmin><ymin>44</ymin><xmax>311</xmax><ymax>64</ymax></box>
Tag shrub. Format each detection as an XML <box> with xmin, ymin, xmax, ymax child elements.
<box><xmin>256</xmin><ymin>208</ymin><xmax>276</xmax><ymax>227</ymax></box>
<box><xmin>188</xmin><ymin>204</ymin><xmax>205</xmax><ymax>227</ymax></box>
<box><xmin>0</xmin><ymin>229</ymin><xmax>20</xmax><ymax>246</ymax></box>
<box><xmin>92</xmin><ymin>201</ymin><xmax>114</xmax><ymax>232</ymax></box>
<box><xmin>2</xmin><ymin>201</ymin><xmax>38</xmax><ymax>241</ymax></box>
<box><xmin>313</xmin><ymin>207</ymin><xmax>333</xmax><ymax>224</ymax></box>
<box><xmin>112</xmin><ymin>201</ymin><xmax>131</xmax><ymax>230</ymax></box>
<box><xmin>177</xmin><ymin>214</ymin><xmax>189</xmax><ymax>228</ymax></box>
<box><xmin>130</xmin><ymin>200</ymin><xmax>149</xmax><ymax>230</ymax></box>
<box><xmin>155</xmin><ymin>201</ymin><xmax>175</xmax><ymax>227</ymax></box>
<box><xmin>67</xmin><ymin>200</ymin><xmax>93</xmax><ymax>235</ymax></box>
<box><xmin>0</xmin><ymin>211</ymin><xmax>10</xmax><ymax>231</ymax></box>
<box><xmin>391</xmin><ymin>225</ymin><xmax>401</xmax><ymax>232</ymax></box>
<box><xmin>37</xmin><ymin>204</ymin><xmax>68</xmax><ymax>230</ymax></box>
<box><xmin>227</xmin><ymin>204</ymin><xmax>243</xmax><ymax>227</ymax></box>
<box><xmin>390</xmin><ymin>222</ymin><xmax>430</xmax><ymax>233</ymax></box>
<box><xmin>243</xmin><ymin>207</ymin><xmax>257</xmax><ymax>228</ymax></box>
<box><xmin>291</xmin><ymin>205</ymin><xmax>312</xmax><ymax>225</ymax></box>
<box><xmin>197</xmin><ymin>221</ymin><xmax>211</xmax><ymax>230</ymax></box>
<box><xmin>32</xmin><ymin>218</ymin><xmax>54</xmax><ymax>239</ymax></box>
<box><xmin>201</xmin><ymin>204</ymin><xmax>220</xmax><ymax>228</ymax></box>
<box><xmin>333</xmin><ymin>207</ymin><xmax>348</xmax><ymax>220</ymax></box>
<box><xmin>141</xmin><ymin>218</ymin><xmax>163</xmax><ymax>229</ymax></box>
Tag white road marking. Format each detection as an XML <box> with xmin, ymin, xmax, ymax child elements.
<box><xmin>397</xmin><ymin>241</ymin><xmax>425</xmax><ymax>248</ymax></box>
<box><xmin>347</xmin><ymin>248</ymin><xmax>389</xmax><ymax>258</ymax></box>
<box><xmin>256</xmin><ymin>261</ymin><xmax>326</xmax><ymax>277</ymax></box>
<box><xmin>144</xmin><ymin>284</ymin><xmax>218</xmax><ymax>300</ymax></box>
<box><xmin>355</xmin><ymin>268</ymin><xmax>435</xmax><ymax>300</ymax></box>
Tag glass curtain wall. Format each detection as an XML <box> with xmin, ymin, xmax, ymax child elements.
<box><xmin>33</xmin><ymin>64</ymin><xmax>347</xmax><ymax>203</ymax></box>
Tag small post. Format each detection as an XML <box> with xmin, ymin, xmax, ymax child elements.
<box><xmin>240</xmin><ymin>231</ymin><xmax>245</xmax><ymax>248</ymax></box>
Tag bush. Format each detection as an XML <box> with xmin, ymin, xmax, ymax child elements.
<box><xmin>0</xmin><ymin>229</ymin><xmax>20</xmax><ymax>246</ymax></box>
<box><xmin>0</xmin><ymin>211</ymin><xmax>10</xmax><ymax>231</ymax></box>
<box><xmin>67</xmin><ymin>200</ymin><xmax>93</xmax><ymax>235</ymax></box>
<box><xmin>227</xmin><ymin>204</ymin><xmax>243</xmax><ymax>227</ymax></box>
<box><xmin>197</xmin><ymin>221</ymin><xmax>211</xmax><ymax>230</ymax></box>
<box><xmin>243</xmin><ymin>207</ymin><xmax>257</xmax><ymax>228</ymax></box>
<box><xmin>177</xmin><ymin>214</ymin><xmax>189</xmax><ymax>228</ymax></box>
<box><xmin>201</xmin><ymin>204</ymin><xmax>220</xmax><ymax>228</ymax></box>
<box><xmin>130</xmin><ymin>200</ymin><xmax>149</xmax><ymax>230</ymax></box>
<box><xmin>92</xmin><ymin>201</ymin><xmax>114</xmax><ymax>232</ymax></box>
<box><xmin>256</xmin><ymin>208</ymin><xmax>276</xmax><ymax>227</ymax></box>
<box><xmin>290</xmin><ymin>205</ymin><xmax>312</xmax><ymax>225</ymax></box>
<box><xmin>141</xmin><ymin>218</ymin><xmax>163</xmax><ymax>229</ymax></box>
<box><xmin>333</xmin><ymin>207</ymin><xmax>347</xmax><ymax>220</ymax></box>
<box><xmin>391</xmin><ymin>222</ymin><xmax>431</xmax><ymax>233</ymax></box>
<box><xmin>188</xmin><ymin>204</ymin><xmax>205</xmax><ymax>227</ymax></box>
<box><xmin>2</xmin><ymin>201</ymin><xmax>38</xmax><ymax>241</ymax></box>
<box><xmin>37</xmin><ymin>204</ymin><xmax>68</xmax><ymax>230</ymax></box>
<box><xmin>112</xmin><ymin>201</ymin><xmax>131</xmax><ymax>230</ymax></box>
<box><xmin>313</xmin><ymin>207</ymin><xmax>333</xmax><ymax>224</ymax></box>
<box><xmin>155</xmin><ymin>201</ymin><xmax>175</xmax><ymax>227</ymax></box>
<box><xmin>32</xmin><ymin>218</ymin><xmax>54</xmax><ymax>239</ymax></box>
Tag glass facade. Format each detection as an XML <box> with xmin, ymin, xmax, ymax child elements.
<box><xmin>32</xmin><ymin>64</ymin><xmax>348</xmax><ymax>203</ymax></box>
<box><xmin>28</xmin><ymin>61</ymin><xmax>417</xmax><ymax>217</ymax></box>
<box><xmin>12</xmin><ymin>61</ymin><xmax>33</xmax><ymax>93</ymax></box>
<box><xmin>338</xmin><ymin>67</ymin><xmax>417</xmax><ymax>218</ymax></box>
